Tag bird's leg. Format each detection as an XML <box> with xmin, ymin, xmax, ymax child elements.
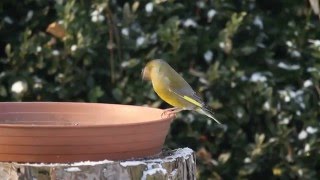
<box><xmin>161</xmin><ymin>107</ymin><xmax>183</xmax><ymax>118</ymax></box>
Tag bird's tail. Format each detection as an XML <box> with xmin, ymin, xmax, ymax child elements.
<box><xmin>196</xmin><ymin>106</ymin><xmax>221</xmax><ymax>124</ymax></box>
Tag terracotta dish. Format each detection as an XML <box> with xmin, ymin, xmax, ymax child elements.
<box><xmin>0</xmin><ymin>102</ymin><xmax>174</xmax><ymax>163</ymax></box>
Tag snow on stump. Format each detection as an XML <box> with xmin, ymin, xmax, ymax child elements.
<box><xmin>0</xmin><ymin>148</ymin><xmax>196</xmax><ymax>180</ymax></box>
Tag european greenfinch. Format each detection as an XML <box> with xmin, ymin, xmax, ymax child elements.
<box><xmin>142</xmin><ymin>59</ymin><xmax>221</xmax><ymax>124</ymax></box>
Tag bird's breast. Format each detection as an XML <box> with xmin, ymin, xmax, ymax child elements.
<box><xmin>151</xmin><ymin>78</ymin><xmax>186</xmax><ymax>108</ymax></box>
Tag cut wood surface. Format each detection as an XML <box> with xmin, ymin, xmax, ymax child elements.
<box><xmin>0</xmin><ymin>148</ymin><xmax>196</xmax><ymax>180</ymax></box>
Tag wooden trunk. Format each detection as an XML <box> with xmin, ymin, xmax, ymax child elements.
<box><xmin>0</xmin><ymin>148</ymin><xmax>196</xmax><ymax>180</ymax></box>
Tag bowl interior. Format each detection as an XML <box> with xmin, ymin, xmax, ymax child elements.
<box><xmin>0</xmin><ymin>102</ymin><xmax>167</xmax><ymax>126</ymax></box>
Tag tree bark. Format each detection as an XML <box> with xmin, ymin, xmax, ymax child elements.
<box><xmin>0</xmin><ymin>148</ymin><xmax>196</xmax><ymax>180</ymax></box>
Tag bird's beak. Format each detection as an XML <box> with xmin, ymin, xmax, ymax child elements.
<box><xmin>141</xmin><ymin>67</ymin><xmax>150</xmax><ymax>80</ymax></box>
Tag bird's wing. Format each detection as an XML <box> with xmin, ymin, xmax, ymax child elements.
<box><xmin>168</xmin><ymin>86</ymin><xmax>205</xmax><ymax>108</ymax></box>
<box><xmin>159</xmin><ymin>63</ymin><xmax>205</xmax><ymax>108</ymax></box>
<box><xmin>169</xmin><ymin>86</ymin><xmax>221</xmax><ymax>123</ymax></box>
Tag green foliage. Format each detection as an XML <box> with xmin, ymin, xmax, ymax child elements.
<box><xmin>1</xmin><ymin>0</ymin><xmax>320</xmax><ymax>179</ymax></box>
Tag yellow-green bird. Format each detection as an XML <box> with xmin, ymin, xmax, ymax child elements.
<box><xmin>142</xmin><ymin>59</ymin><xmax>221</xmax><ymax>124</ymax></box>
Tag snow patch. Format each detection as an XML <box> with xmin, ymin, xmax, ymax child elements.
<box><xmin>36</xmin><ymin>46</ymin><xmax>42</xmax><ymax>52</ymax></box>
<box><xmin>304</xmin><ymin>143</ymin><xmax>310</xmax><ymax>152</ymax></box>
<box><xmin>279</xmin><ymin>117</ymin><xmax>290</xmax><ymax>125</ymax></box>
<box><xmin>141</xmin><ymin>163</ymin><xmax>167</xmax><ymax>180</ymax></box>
<box><xmin>244</xmin><ymin>157</ymin><xmax>251</xmax><ymax>163</ymax></box>
<box><xmin>306</xmin><ymin>126</ymin><xmax>318</xmax><ymax>134</ymax></box>
<box><xmin>307</xmin><ymin>67</ymin><xmax>317</xmax><ymax>72</ymax></box>
<box><xmin>286</xmin><ymin>41</ymin><xmax>293</xmax><ymax>47</ymax></box>
<box><xmin>65</xmin><ymin>167</ymin><xmax>81</xmax><ymax>172</ymax></box>
<box><xmin>250</xmin><ymin>72</ymin><xmax>267</xmax><ymax>82</ymax></box>
<box><xmin>237</xmin><ymin>110</ymin><xmax>243</xmax><ymax>118</ymax></box>
<box><xmin>204</xmin><ymin>50</ymin><xmax>213</xmax><ymax>63</ymax></box>
<box><xmin>303</xmin><ymin>80</ymin><xmax>313</xmax><ymax>88</ymax></box>
<box><xmin>164</xmin><ymin>148</ymin><xmax>194</xmax><ymax>162</ymax></box>
<box><xmin>11</xmin><ymin>81</ymin><xmax>27</xmax><ymax>94</ymax></box>
<box><xmin>52</xmin><ymin>50</ymin><xmax>60</xmax><ymax>56</ymax></box>
<box><xmin>120</xmin><ymin>161</ymin><xmax>146</xmax><ymax>167</ymax></box>
<box><xmin>308</xmin><ymin>39</ymin><xmax>320</xmax><ymax>47</ymax></box>
<box><xmin>121</xmin><ymin>28</ymin><xmax>129</xmax><ymax>36</ymax></box>
<box><xmin>183</xmin><ymin>19</ymin><xmax>198</xmax><ymax>28</ymax></box>
<box><xmin>72</xmin><ymin>160</ymin><xmax>114</xmax><ymax>166</ymax></box>
<box><xmin>263</xmin><ymin>101</ymin><xmax>271</xmax><ymax>111</ymax></box>
<box><xmin>136</xmin><ymin>36</ymin><xmax>145</xmax><ymax>46</ymax></box>
<box><xmin>207</xmin><ymin>9</ymin><xmax>217</xmax><ymax>22</ymax></box>
<box><xmin>278</xmin><ymin>62</ymin><xmax>300</xmax><ymax>70</ymax></box>
<box><xmin>19</xmin><ymin>159</ymin><xmax>114</xmax><ymax>167</ymax></box>
<box><xmin>4</xmin><ymin>16</ymin><xmax>13</xmax><ymax>24</ymax></box>
<box><xmin>278</xmin><ymin>89</ymin><xmax>304</xmax><ymax>105</ymax></box>
<box><xmin>253</xmin><ymin>16</ymin><xmax>263</xmax><ymax>29</ymax></box>
<box><xmin>71</xmin><ymin>45</ymin><xmax>77</xmax><ymax>52</ymax></box>
<box><xmin>145</xmin><ymin>3</ymin><xmax>153</xmax><ymax>13</ymax></box>
<box><xmin>290</xmin><ymin>50</ymin><xmax>301</xmax><ymax>58</ymax></box>
<box><xmin>298</xmin><ymin>130</ymin><xmax>308</xmax><ymax>140</ymax></box>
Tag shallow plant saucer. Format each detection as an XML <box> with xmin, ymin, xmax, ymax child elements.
<box><xmin>0</xmin><ymin>102</ymin><xmax>174</xmax><ymax>163</ymax></box>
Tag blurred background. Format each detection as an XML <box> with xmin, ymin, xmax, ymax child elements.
<box><xmin>1</xmin><ymin>0</ymin><xmax>320</xmax><ymax>179</ymax></box>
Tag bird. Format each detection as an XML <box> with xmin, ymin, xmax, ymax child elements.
<box><xmin>142</xmin><ymin>59</ymin><xmax>221</xmax><ymax>124</ymax></box>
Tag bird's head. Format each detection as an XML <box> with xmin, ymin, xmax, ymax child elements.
<box><xmin>142</xmin><ymin>59</ymin><xmax>164</xmax><ymax>81</ymax></box>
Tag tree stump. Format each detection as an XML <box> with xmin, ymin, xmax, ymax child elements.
<box><xmin>0</xmin><ymin>148</ymin><xmax>196</xmax><ymax>180</ymax></box>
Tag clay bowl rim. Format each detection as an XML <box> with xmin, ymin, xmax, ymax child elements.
<box><xmin>0</xmin><ymin>102</ymin><xmax>174</xmax><ymax>128</ymax></box>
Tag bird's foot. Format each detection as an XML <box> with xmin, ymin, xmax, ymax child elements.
<box><xmin>161</xmin><ymin>107</ymin><xmax>182</xmax><ymax>118</ymax></box>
